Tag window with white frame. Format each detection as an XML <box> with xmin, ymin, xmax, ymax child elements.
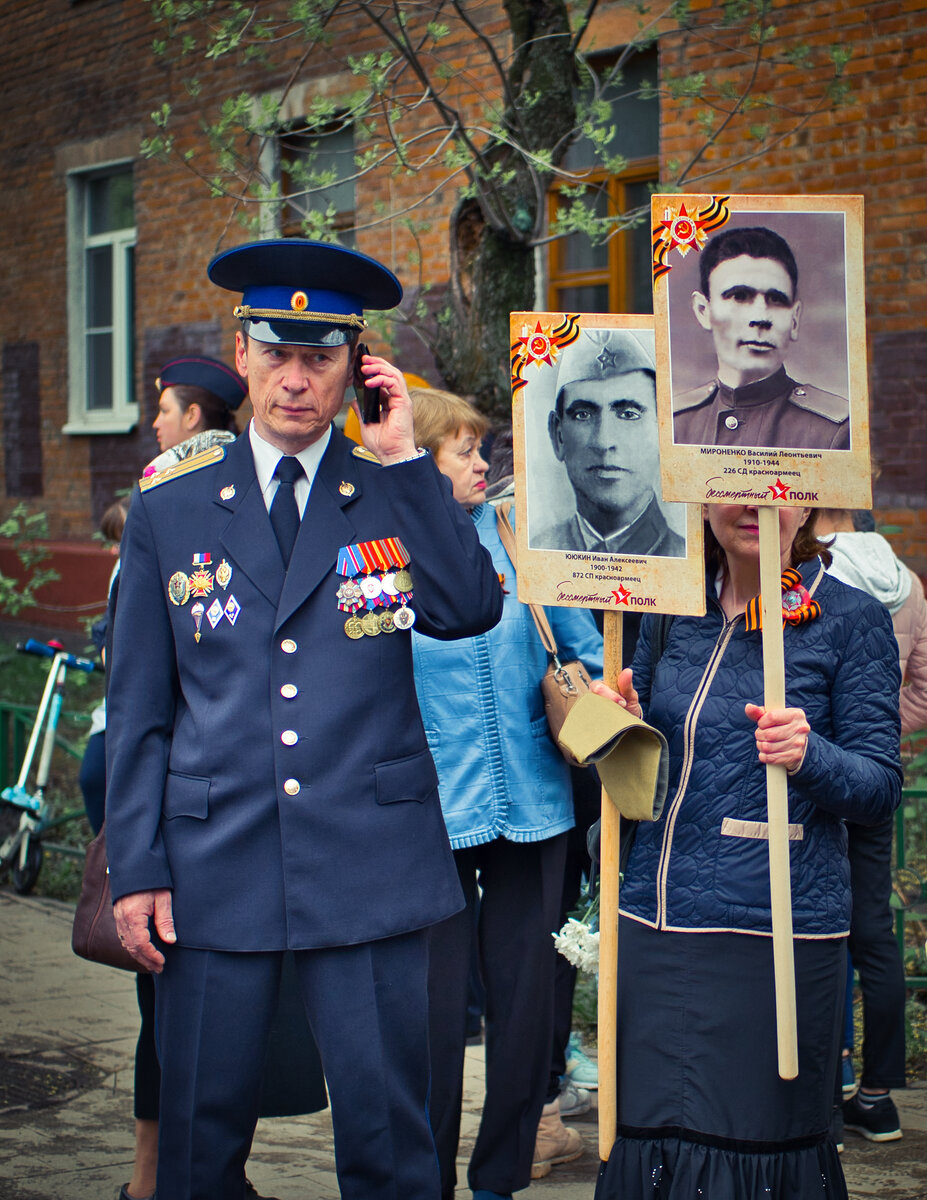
<box><xmin>64</xmin><ymin>164</ymin><xmax>137</xmax><ymax>433</ymax></box>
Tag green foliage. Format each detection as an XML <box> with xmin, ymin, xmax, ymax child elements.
<box><xmin>139</xmin><ymin>0</ymin><xmax>854</xmax><ymax>415</ymax></box>
<box><xmin>906</xmin><ymin>997</ymin><xmax>927</xmax><ymax>1077</ymax></box>
<box><xmin>0</xmin><ymin>506</ymin><xmax>59</xmax><ymax>618</ymax></box>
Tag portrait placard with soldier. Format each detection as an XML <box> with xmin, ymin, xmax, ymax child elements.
<box><xmin>652</xmin><ymin>194</ymin><xmax>872</xmax><ymax>509</ymax></box>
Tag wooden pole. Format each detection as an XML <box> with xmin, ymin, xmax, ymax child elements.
<box><xmin>597</xmin><ymin>610</ymin><xmax>623</xmax><ymax>1159</ymax></box>
<box><xmin>757</xmin><ymin>505</ymin><xmax>799</xmax><ymax>1080</ymax></box>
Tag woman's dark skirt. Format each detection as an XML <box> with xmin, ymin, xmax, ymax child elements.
<box><xmin>595</xmin><ymin>917</ymin><xmax>847</xmax><ymax>1200</ymax></box>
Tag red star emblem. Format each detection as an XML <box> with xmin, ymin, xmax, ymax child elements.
<box><xmin>517</xmin><ymin>321</ymin><xmax>557</xmax><ymax>369</ymax></box>
<box><xmin>768</xmin><ymin>478</ymin><xmax>790</xmax><ymax>501</ymax></box>
<box><xmin>657</xmin><ymin>203</ymin><xmax>709</xmax><ymax>257</ymax></box>
<box><xmin>611</xmin><ymin>586</ymin><xmax>631</xmax><ymax>606</ymax></box>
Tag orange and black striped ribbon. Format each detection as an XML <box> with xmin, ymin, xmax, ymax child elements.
<box><xmin>744</xmin><ymin>567</ymin><xmax>821</xmax><ymax>631</ymax></box>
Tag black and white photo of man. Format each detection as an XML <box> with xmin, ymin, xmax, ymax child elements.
<box><xmin>672</xmin><ymin>224</ymin><xmax>850</xmax><ymax>450</ymax></box>
<box><xmin>532</xmin><ymin>329</ymin><xmax>685</xmax><ymax>556</ymax></box>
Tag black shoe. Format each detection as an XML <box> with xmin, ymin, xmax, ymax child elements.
<box><xmin>244</xmin><ymin>1181</ymin><xmax>281</xmax><ymax>1200</ymax></box>
<box><xmin>842</xmin><ymin>1092</ymin><xmax>902</xmax><ymax>1142</ymax></box>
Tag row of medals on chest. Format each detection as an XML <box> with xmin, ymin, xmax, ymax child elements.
<box><xmin>338</xmin><ymin>568</ymin><xmax>415</xmax><ymax>639</ymax></box>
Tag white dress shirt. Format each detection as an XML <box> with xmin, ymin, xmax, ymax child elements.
<box><xmin>249</xmin><ymin>421</ymin><xmax>332</xmax><ymax>518</ymax></box>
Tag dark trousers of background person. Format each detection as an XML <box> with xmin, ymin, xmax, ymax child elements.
<box><xmin>846</xmin><ymin>816</ymin><xmax>907</xmax><ymax>1089</ymax></box>
<box><xmin>427</xmin><ymin>834</ymin><xmax>568</xmax><ymax>1200</ymax></box>
<box><xmin>548</xmin><ymin>765</ymin><xmax>601</xmax><ymax>1101</ymax></box>
<box><xmin>548</xmin><ymin>611</ymin><xmax>640</xmax><ymax>1100</ymax></box>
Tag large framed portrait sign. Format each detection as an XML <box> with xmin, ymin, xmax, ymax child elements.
<box><xmin>651</xmin><ymin>193</ymin><xmax>871</xmax><ymax>508</ymax></box>
<box><xmin>510</xmin><ymin>311</ymin><xmax>704</xmax><ymax>615</ymax></box>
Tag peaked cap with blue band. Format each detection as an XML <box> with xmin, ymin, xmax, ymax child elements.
<box><xmin>157</xmin><ymin>355</ymin><xmax>248</xmax><ymax>411</ymax></box>
<box><xmin>207</xmin><ymin>239</ymin><xmax>403</xmax><ymax>347</ymax></box>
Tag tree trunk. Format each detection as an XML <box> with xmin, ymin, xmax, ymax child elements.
<box><xmin>433</xmin><ymin>200</ymin><xmax>537</xmax><ymax>425</ymax></box>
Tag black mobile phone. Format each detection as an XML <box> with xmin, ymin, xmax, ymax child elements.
<box><xmin>353</xmin><ymin>342</ymin><xmax>388</xmax><ymax>424</ymax></box>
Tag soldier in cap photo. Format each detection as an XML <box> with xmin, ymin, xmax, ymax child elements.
<box><xmin>672</xmin><ymin>225</ymin><xmax>850</xmax><ymax>450</ymax></box>
<box><xmin>536</xmin><ymin>328</ymin><xmax>685</xmax><ymax>556</ymax></box>
<box><xmin>105</xmin><ymin>238</ymin><xmax>503</xmax><ymax>1200</ymax></box>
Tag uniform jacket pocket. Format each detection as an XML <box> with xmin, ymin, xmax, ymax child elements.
<box><xmin>375</xmin><ymin>750</ymin><xmax>439</xmax><ymax>805</ymax></box>
<box><xmin>163</xmin><ymin>770</ymin><xmax>210</xmax><ymax>820</ymax></box>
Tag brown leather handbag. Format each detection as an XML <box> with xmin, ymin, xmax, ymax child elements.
<box><xmin>495</xmin><ymin>504</ymin><xmax>592</xmax><ymax>765</ymax></box>
<box><xmin>72</xmin><ymin>824</ymin><xmax>148</xmax><ymax>973</ymax></box>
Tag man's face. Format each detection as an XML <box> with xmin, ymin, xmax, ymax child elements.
<box><xmin>691</xmin><ymin>255</ymin><xmax>801</xmax><ymax>387</ymax></box>
<box><xmin>548</xmin><ymin>369</ymin><xmax>658</xmax><ymax>532</ymax></box>
<box><xmin>235</xmin><ymin>332</ymin><xmax>351</xmax><ymax>453</ymax></box>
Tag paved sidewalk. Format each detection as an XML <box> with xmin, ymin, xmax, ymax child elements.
<box><xmin>1</xmin><ymin>889</ymin><xmax>927</xmax><ymax>1199</ymax></box>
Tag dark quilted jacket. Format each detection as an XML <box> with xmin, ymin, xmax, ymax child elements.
<box><xmin>620</xmin><ymin>557</ymin><xmax>903</xmax><ymax>937</ymax></box>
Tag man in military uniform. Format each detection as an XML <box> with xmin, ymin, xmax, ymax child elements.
<box><xmin>106</xmin><ymin>239</ymin><xmax>503</xmax><ymax>1200</ymax></box>
<box><xmin>673</xmin><ymin>224</ymin><xmax>850</xmax><ymax>450</ymax></box>
<box><xmin>537</xmin><ymin>328</ymin><xmax>685</xmax><ymax>556</ymax></box>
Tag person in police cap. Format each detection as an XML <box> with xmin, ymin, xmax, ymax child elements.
<box><xmin>672</xmin><ymin>224</ymin><xmax>850</xmax><ymax>450</ymax></box>
<box><xmin>538</xmin><ymin>328</ymin><xmax>685</xmax><ymax>556</ymax></box>
<box><xmin>146</xmin><ymin>354</ymin><xmax>248</xmax><ymax>475</ymax></box>
<box><xmin>104</xmin><ymin>238</ymin><xmax>503</xmax><ymax>1200</ymax></box>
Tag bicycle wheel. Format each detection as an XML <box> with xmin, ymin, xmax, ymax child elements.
<box><xmin>12</xmin><ymin>837</ymin><xmax>43</xmax><ymax>894</ymax></box>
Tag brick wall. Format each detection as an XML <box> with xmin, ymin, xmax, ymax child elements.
<box><xmin>2</xmin><ymin>0</ymin><xmax>925</xmax><ymax>579</ymax></box>
<box><xmin>659</xmin><ymin>0</ymin><xmax>927</xmax><ymax>573</ymax></box>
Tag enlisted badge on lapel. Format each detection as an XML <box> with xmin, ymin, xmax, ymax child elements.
<box><xmin>335</xmin><ymin>537</ymin><xmax>416</xmax><ymax>637</ymax></box>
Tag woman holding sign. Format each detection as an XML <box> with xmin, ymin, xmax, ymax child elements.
<box><xmin>593</xmin><ymin>503</ymin><xmax>902</xmax><ymax>1199</ymax></box>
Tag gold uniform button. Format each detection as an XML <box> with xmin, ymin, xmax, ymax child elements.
<box><xmin>281</xmin><ymin>730</ymin><xmax>298</xmax><ymax>746</ymax></box>
<box><xmin>280</xmin><ymin>684</ymin><xmax>298</xmax><ymax>699</ymax></box>
<box><xmin>281</xmin><ymin>638</ymin><xmax>297</xmax><ymax>654</ymax></box>
<box><xmin>283</xmin><ymin>778</ymin><xmax>300</xmax><ymax>795</ymax></box>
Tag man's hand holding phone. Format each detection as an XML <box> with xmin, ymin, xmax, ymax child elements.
<box><xmin>351</xmin><ymin>345</ymin><xmax>418</xmax><ymax>465</ymax></box>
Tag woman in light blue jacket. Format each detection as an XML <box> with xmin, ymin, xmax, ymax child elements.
<box><xmin>409</xmin><ymin>388</ymin><xmax>603</xmax><ymax>1200</ymax></box>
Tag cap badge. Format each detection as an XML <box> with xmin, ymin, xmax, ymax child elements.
<box><xmin>595</xmin><ymin>346</ymin><xmax>621</xmax><ymax>374</ymax></box>
<box><xmin>291</xmin><ymin>291</ymin><xmax>309</xmax><ymax>312</ymax></box>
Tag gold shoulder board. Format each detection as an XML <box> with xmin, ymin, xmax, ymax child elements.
<box><xmin>139</xmin><ymin>444</ymin><xmax>228</xmax><ymax>492</ymax></box>
<box><xmin>351</xmin><ymin>445</ymin><xmax>381</xmax><ymax>465</ymax></box>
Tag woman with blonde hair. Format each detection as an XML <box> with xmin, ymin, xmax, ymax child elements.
<box><xmin>408</xmin><ymin>386</ymin><xmax>603</xmax><ymax>1200</ymax></box>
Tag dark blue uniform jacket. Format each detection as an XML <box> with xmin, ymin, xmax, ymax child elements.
<box><xmin>105</xmin><ymin>429</ymin><xmax>503</xmax><ymax>951</ymax></box>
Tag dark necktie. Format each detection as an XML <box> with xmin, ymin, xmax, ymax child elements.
<box><xmin>270</xmin><ymin>455</ymin><xmax>305</xmax><ymax>567</ymax></box>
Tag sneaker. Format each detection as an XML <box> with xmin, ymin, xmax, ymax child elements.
<box><xmin>842</xmin><ymin>1092</ymin><xmax>902</xmax><ymax>1142</ymax></box>
<box><xmin>841</xmin><ymin>1053</ymin><xmax>857</xmax><ymax>1097</ymax></box>
<box><xmin>558</xmin><ymin>1077</ymin><xmax>592</xmax><ymax>1118</ymax></box>
<box><xmin>531</xmin><ymin>1097</ymin><xmax>584</xmax><ymax>1179</ymax></box>
<box><xmin>565</xmin><ymin>1033</ymin><xmax>598</xmax><ymax>1091</ymax></box>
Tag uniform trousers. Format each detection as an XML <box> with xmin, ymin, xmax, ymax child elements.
<box><xmin>427</xmin><ymin>833</ymin><xmax>568</xmax><ymax>1199</ymax></box>
<box><xmin>153</xmin><ymin>929</ymin><xmax>438</xmax><ymax>1200</ymax></box>
<box><xmin>846</xmin><ymin>816</ymin><xmax>907</xmax><ymax>1088</ymax></box>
